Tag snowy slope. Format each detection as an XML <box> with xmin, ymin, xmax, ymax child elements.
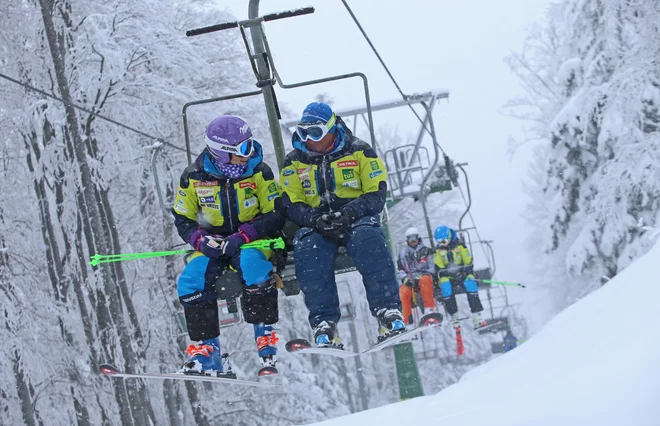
<box><xmin>309</xmin><ymin>238</ymin><xmax>660</xmax><ymax>426</ymax></box>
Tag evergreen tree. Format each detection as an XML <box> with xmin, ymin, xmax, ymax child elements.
<box><xmin>507</xmin><ymin>0</ymin><xmax>660</xmax><ymax>313</ymax></box>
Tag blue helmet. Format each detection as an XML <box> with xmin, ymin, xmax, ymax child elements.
<box><xmin>434</xmin><ymin>226</ymin><xmax>455</xmax><ymax>247</ymax></box>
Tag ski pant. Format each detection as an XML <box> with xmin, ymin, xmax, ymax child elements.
<box><xmin>293</xmin><ymin>215</ymin><xmax>401</xmax><ymax>328</ymax></box>
<box><xmin>177</xmin><ymin>248</ymin><xmax>278</xmax><ymax>343</ymax></box>
<box><xmin>438</xmin><ymin>274</ymin><xmax>483</xmax><ymax>315</ymax></box>
<box><xmin>399</xmin><ymin>274</ymin><xmax>437</xmax><ymax>325</ymax></box>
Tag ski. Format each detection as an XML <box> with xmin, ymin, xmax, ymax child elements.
<box><xmin>454</xmin><ymin>326</ymin><xmax>465</xmax><ymax>355</ymax></box>
<box><xmin>257</xmin><ymin>366</ymin><xmax>278</xmax><ymax>377</ymax></box>
<box><xmin>285</xmin><ymin>339</ymin><xmax>358</xmax><ymax>358</ymax></box>
<box><xmin>418</xmin><ymin>312</ymin><xmax>443</xmax><ymax>328</ymax></box>
<box><xmin>475</xmin><ymin>318</ymin><xmax>507</xmax><ymax>334</ymax></box>
<box><xmin>99</xmin><ymin>364</ymin><xmax>278</xmax><ymax>388</ymax></box>
<box><xmin>361</xmin><ymin>321</ymin><xmax>441</xmax><ymax>355</ymax></box>
<box><xmin>286</xmin><ymin>316</ymin><xmax>443</xmax><ymax>358</ymax></box>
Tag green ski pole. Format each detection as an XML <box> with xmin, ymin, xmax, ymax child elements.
<box><xmin>89</xmin><ymin>249</ymin><xmax>190</xmax><ymax>266</ymax></box>
<box><xmin>90</xmin><ymin>237</ymin><xmax>285</xmax><ymax>266</ymax></box>
<box><xmin>243</xmin><ymin>238</ymin><xmax>285</xmax><ymax>250</ymax></box>
<box><xmin>476</xmin><ymin>279</ymin><xmax>526</xmax><ymax>288</ymax></box>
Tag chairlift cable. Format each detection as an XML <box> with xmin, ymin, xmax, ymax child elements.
<box><xmin>0</xmin><ymin>71</ymin><xmax>186</xmax><ymax>153</ymax></box>
<box><xmin>340</xmin><ymin>0</ymin><xmax>433</xmax><ymax>135</ymax></box>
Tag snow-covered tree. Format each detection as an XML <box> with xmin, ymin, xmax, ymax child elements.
<box><xmin>507</xmin><ymin>0</ymin><xmax>660</xmax><ymax>313</ymax></box>
<box><xmin>1</xmin><ymin>0</ymin><xmax>372</xmax><ymax>424</ymax></box>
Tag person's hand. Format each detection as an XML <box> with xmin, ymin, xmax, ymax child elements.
<box><xmin>190</xmin><ymin>228</ymin><xmax>223</xmax><ymax>258</ymax></box>
<box><xmin>196</xmin><ymin>235</ymin><xmax>225</xmax><ymax>258</ymax></box>
<box><xmin>402</xmin><ymin>277</ymin><xmax>413</xmax><ymax>287</ymax></box>
<box><xmin>314</xmin><ymin>212</ymin><xmax>350</xmax><ymax>240</ymax></box>
<box><xmin>314</xmin><ymin>214</ymin><xmax>338</xmax><ymax>238</ymax></box>
<box><xmin>219</xmin><ymin>224</ymin><xmax>259</xmax><ymax>257</ymax></box>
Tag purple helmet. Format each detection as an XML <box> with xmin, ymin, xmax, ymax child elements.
<box><xmin>204</xmin><ymin>115</ymin><xmax>253</xmax><ymax>165</ymax></box>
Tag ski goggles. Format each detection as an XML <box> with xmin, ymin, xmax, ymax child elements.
<box><xmin>406</xmin><ymin>234</ymin><xmax>420</xmax><ymax>243</ymax></box>
<box><xmin>436</xmin><ymin>238</ymin><xmax>450</xmax><ymax>247</ymax></box>
<box><xmin>295</xmin><ymin>114</ymin><xmax>337</xmax><ymax>142</ymax></box>
<box><xmin>206</xmin><ymin>135</ymin><xmax>255</xmax><ymax>158</ymax></box>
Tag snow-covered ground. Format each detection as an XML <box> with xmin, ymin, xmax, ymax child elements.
<box><xmin>310</xmin><ymin>239</ymin><xmax>660</xmax><ymax>426</ymax></box>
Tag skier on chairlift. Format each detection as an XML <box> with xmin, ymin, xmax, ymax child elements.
<box><xmin>278</xmin><ymin>102</ymin><xmax>405</xmax><ymax>348</ymax></box>
<box><xmin>433</xmin><ymin>225</ymin><xmax>487</xmax><ymax>330</ymax></box>
<box><xmin>172</xmin><ymin>115</ymin><xmax>285</xmax><ymax>376</ymax></box>
<box><xmin>397</xmin><ymin>227</ymin><xmax>438</xmax><ymax>325</ymax></box>
<box><xmin>503</xmin><ymin>329</ymin><xmax>518</xmax><ymax>352</ymax></box>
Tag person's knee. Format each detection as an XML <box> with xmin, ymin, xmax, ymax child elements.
<box><xmin>349</xmin><ymin>221</ymin><xmax>383</xmax><ymax>241</ymax></box>
<box><xmin>293</xmin><ymin>227</ymin><xmax>319</xmax><ymax>246</ymax></box>
<box><xmin>440</xmin><ymin>280</ymin><xmax>453</xmax><ymax>298</ymax></box>
<box><xmin>419</xmin><ymin>275</ymin><xmax>433</xmax><ymax>288</ymax></box>
<box><xmin>294</xmin><ymin>227</ymin><xmax>335</xmax><ymax>256</ymax></box>
<box><xmin>240</xmin><ymin>248</ymin><xmax>273</xmax><ymax>286</ymax></box>
<box><xmin>399</xmin><ymin>285</ymin><xmax>412</xmax><ymax>299</ymax></box>
<box><xmin>464</xmin><ymin>277</ymin><xmax>478</xmax><ymax>293</ymax></box>
<box><xmin>177</xmin><ymin>256</ymin><xmax>217</xmax><ymax>306</ymax></box>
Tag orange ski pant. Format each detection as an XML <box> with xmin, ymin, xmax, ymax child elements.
<box><xmin>399</xmin><ymin>275</ymin><xmax>437</xmax><ymax>325</ymax></box>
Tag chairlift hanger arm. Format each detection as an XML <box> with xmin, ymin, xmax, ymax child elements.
<box><xmin>418</xmin><ymin>100</ymin><xmax>441</xmax><ymax>243</ymax></box>
<box><xmin>185</xmin><ymin>7</ymin><xmax>315</xmax><ymax>37</ymax></box>
<box><xmin>259</xmin><ymin>27</ymin><xmax>378</xmax><ymax>152</ymax></box>
<box><xmin>456</xmin><ymin>163</ymin><xmax>472</xmax><ymax>231</ymax></box>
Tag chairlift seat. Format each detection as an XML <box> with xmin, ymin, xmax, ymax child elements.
<box><xmin>491</xmin><ymin>342</ymin><xmax>506</xmax><ymax>354</ymax></box>
<box><xmin>215</xmin><ymin>270</ymin><xmax>243</xmax><ymax>313</ymax></box>
<box><xmin>473</xmin><ymin>267</ymin><xmax>493</xmax><ymax>282</ymax></box>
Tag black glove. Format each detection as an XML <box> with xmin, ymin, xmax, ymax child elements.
<box><xmin>314</xmin><ymin>212</ymin><xmax>351</xmax><ymax>241</ymax></box>
<box><xmin>402</xmin><ymin>277</ymin><xmax>413</xmax><ymax>287</ymax></box>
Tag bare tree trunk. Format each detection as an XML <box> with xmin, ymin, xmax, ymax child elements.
<box><xmin>12</xmin><ymin>350</ymin><xmax>42</xmax><ymax>426</ymax></box>
<box><xmin>37</xmin><ymin>0</ymin><xmax>155</xmax><ymax>424</ymax></box>
<box><xmin>71</xmin><ymin>386</ymin><xmax>92</xmax><ymax>426</ymax></box>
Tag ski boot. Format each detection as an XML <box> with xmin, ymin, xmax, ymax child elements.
<box><xmin>472</xmin><ymin>312</ymin><xmax>487</xmax><ymax>330</ymax></box>
<box><xmin>313</xmin><ymin>321</ymin><xmax>343</xmax><ymax>349</ymax></box>
<box><xmin>255</xmin><ymin>324</ymin><xmax>279</xmax><ymax>376</ymax></box>
<box><xmin>451</xmin><ymin>313</ymin><xmax>461</xmax><ymax>328</ymax></box>
<box><xmin>181</xmin><ymin>337</ymin><xmax>235</xmax><ymax>378</ymax></box>
<box><xmin>376</xmin><ymin>308</ymin><xmax>406</xmax><ymax>343</ymax></box>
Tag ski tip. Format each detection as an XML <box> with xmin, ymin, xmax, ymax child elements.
<box><xmin>99</xmin><ymin>364</ymin><xmax>120</xmax><ymax>376</ymax></box>
<box><xmin>285</xmin><ymin>339</ymin><xmax>311</xmax><ymax>353</ymax></box>
<box><xmin>258</xmin><ymin>367</ymin><xmax>279</xmax><ymax>377</ymax></box>
<box><xmin>419</xmin><ymin>312</ymin><xmax>444</xmax><ymax>328</ymax></box>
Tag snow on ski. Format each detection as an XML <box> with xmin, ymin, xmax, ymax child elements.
<box><xmin>285</xmin><ymin>339</ymin><xmax>358</xmax><ymax>358</ymax></box>
<box><xmin>286</xmin><ymin>313</ymin><xmax>443</xmax><ymax>358</ymax></box>
<box><xmin>99</xmin><ymin>364</ymin><xmax>278</xmax><ymax>388</ymax></box>
<box><xmin>361</xmin><ymin>321</ymin><xmax>440</xmax><ymax>354</ymax></box>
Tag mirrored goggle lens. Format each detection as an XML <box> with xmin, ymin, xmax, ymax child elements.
<box><xmin>296</xmin><ymin>124</ymin><xmax>327</xmax><ymax>142</ymax></box>
<box><xmin>237</xmin><ymin>138</ymin><xmax>254</xmax><ymax>156</ymax></box>
<box><xmin>406</xmin><ymin>234</ymin><xmax>420</xmax><ymax>242</ymax></box>
<box><xmin>437</xmin><ymin>238</ymin><xmax>449</xmax><ymax>246</ymax></box>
